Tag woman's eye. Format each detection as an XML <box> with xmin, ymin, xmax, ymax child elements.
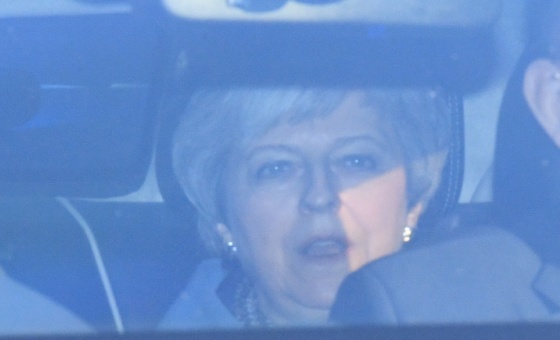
<box><xmin>255</xmin><ymin>161</ymin><xmax>295</xmax><ymax>180</ymax></box>
<box><xmin>338</xmin><ymin>154</ymin><xmax>378</xmax><ymax>171</ymax></box>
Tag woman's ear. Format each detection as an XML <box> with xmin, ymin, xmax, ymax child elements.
<box><xmin>215</xmin><ymin>223</ymin><xmax>233</xmax><ymax>245</ymax></box>
<box><xmin>523</xmin><ymin>59</ymin><xmax>560</xmax><ymax>147</ymax></box>
<box><xmin>406</xmin><ymin>202</ymin><xmax>424</xmax><ymax>231</ymax></box>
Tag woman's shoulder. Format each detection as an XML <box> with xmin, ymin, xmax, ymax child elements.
<box><xmin>159</xmin><ymin>258</ymin><xmax>240</xmax><ymax>330</ymax></box>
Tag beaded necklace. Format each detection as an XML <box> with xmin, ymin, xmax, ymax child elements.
<box><xmin>217</xmin><ymin>265</ymin><xmax>271</xmax><ymax>327</ymax></box>
<box><xmin>233</xmin><ymin>275</ymin><xmax>271</xmax><ymax>327</ymax></box>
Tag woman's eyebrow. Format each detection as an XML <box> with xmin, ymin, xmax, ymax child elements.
<box><xmin>333</xmin><ymin>135</ymin><xmax>387</xmax><ymax>148</ymax></box>
<box><xmin>333</xmin><ymin>135</ymin><xmax>401</xmax><ymax>162</ymax></box>
<box><xmin>244</xmin><ymin>144</ymin><xmax>299</xmax><ymax>160</ymax></box>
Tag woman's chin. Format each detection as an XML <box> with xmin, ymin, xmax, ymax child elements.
<box><xmin>291</xmin><ymin>270</ymin><xmax>348</xmax><ymax>311</ymax></box>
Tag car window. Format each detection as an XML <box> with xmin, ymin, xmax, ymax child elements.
<box><xmin>5</xmin><ymin>0</ymin><xmax>559</xmax><ymax>339</ymax></box>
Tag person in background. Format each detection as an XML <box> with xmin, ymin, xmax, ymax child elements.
<box><xmin>330</xmin><ymin>0</ymin><xmax>560</xmax><ymax>325</ymax></box>
<box><xmin>159</xmin><ymin>86</ymin><xmax>451</xmax><ymax>328</ymax></box>
<box><xmin>493</xmin><ymin>0</ymin><xmax>560</xmax><ymax>272</ymax></box>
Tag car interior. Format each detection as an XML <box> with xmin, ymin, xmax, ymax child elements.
<box><xmin>1</xmin><ymin>0</ymin><xmax>554</xmax><ymax>338</ymax></box>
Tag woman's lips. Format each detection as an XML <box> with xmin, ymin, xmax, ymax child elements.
<box><xmin>300</xmin><ymin>236</ymin><xmax>349</xmax><ymax>259</ymax></box>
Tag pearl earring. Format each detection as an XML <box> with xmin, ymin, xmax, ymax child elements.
<box><xmin>403</xmin><ymin>226</ymin><xmax>413</xmax><ymax>243</ymax></box>
<box><xmin>226</xmin><ymin>241</ymin><xmax>238</xmax><ymax>256</ymax></box>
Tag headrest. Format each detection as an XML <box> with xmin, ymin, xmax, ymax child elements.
<box><xmin>417</xmin><ymin>93</ymin><xmax>464</xmax><ymax>230</ymax></box>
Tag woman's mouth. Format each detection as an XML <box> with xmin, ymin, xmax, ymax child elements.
<box><xmin>300</xmin><ymin>236</ymin><xmax>349</xmax><ymax>259</ymax></box>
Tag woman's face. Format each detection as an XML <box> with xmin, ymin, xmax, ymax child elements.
<box><xmin>220</xmin><ymin>91</ymin><xmax>423</xmax><ymax>324</ymax></box>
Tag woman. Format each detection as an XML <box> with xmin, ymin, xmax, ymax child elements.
<box><xmin>160</xmin><ymin>87</ymin><xmax>451</xmax><ymax>328</ymax></box>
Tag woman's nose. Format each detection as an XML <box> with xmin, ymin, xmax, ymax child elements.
<box><xmin>300</xmin><ymin>166</ymin><xmax>340</xmax><ymax>213</ymax></box>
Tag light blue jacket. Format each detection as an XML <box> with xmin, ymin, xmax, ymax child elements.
<box><xmin>159</xmin><ymin>259</ymin><xmax>240</xmax><ymax>330</ymax></box>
